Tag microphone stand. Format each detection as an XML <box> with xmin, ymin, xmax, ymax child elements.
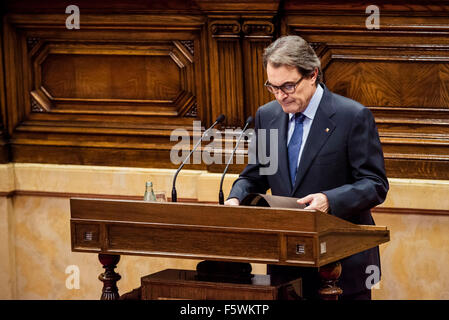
<box><xmin>218</xmin><ymin>116</ymin><xmax>253</xmax><ymax>204</ymax></box>
<box><xmin>171</xmin><ymin>114</ymin><xmax>225</xmax><ymax>202</ymax></box>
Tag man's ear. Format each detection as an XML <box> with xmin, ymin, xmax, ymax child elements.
<box><xmin>310</xmin><ymin>68</ymin><xmax>319</xmax><ymax>86</ymax></box>
<box><xmin>311</xmin><ymin>68</ymin><xmax>318</xmax><ymax>82</ymax></box>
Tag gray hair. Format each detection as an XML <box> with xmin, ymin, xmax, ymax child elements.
<box><xmin>263</xmin><ymin>35</ymin><xmax>322</xmax><ymax>84</ymax></box>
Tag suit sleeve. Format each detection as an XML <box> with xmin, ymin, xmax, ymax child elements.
<box><xmin>227</xmin><ymin>108</ymin><xmax>270</xmax><ymax>203</ymax></box>
<box><xmin>322</xmin><ymin>107</ymin><xmax>389</xmax><ymax>219</ymax></box>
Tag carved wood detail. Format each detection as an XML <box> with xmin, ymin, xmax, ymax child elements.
<box><xmin>98</xmin><ymin>254</ymin><xmax>121</xmax><ymax>300</ymax></box>
<box><xmin>242</xmin><ymin>39</ymin><xmax>273</xmax><ymax>119</ymax></box>
<box><xmin>29</xmin><ymin>41</ymin><xmax>196</xmax><ymax>116</ymax></box>
<box><xmin>180</xmin><ymin>40</ymin><xmax>195</xmax><ymax>56</ymax></box>
<box><xmin>242</xmin><ymin>21</ymin><xmax>275</xmax><ymax>38</ymax></box>
<box><xmin>210</xmin><ymin>20</ymin><xmax>241</xmax><ymax>38</ymax></box>
<box><xmin>30</xmin><ymin>96</ymin><xmax>46</xmax><ymax>113</ymax></box>
<box><xmin>185</xmin><ymin>102</ymin><xmax>198</xmax><ymax>118</ymax></box>
<box><xmin>26</xmin><ymin>37</ymin><xmax>40</xmax><ymax>52</ymax></box>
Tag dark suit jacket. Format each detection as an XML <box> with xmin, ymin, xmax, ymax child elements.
<box><xmin>228</xmin><ymin>83</ymin><xmax>389</xmax><ymax>296</ymax></box>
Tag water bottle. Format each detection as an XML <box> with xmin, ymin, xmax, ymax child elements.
<box><xmin>143</xmin><ymin>181</ymin><xmax>157</xmax><ymax>202</ymax></box>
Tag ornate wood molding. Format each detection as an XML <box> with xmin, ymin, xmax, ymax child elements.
<box><xmin>210</xmin><ymin>20</ymin><xmax>241</xmax><ymax>38</ymax></box>
<box><xmin>26</xmin><ymin>37</ymin><xmax>40</xmax><ymax>52</ymax></box>
<box><xmin>185</xmin><ymin>103</ymin><xmax>198</xmax><ymax>118</ymax></box>
<box><xmin>210</xmin><ymin>20</ymin><xmax>275</xmax><ymax>39</ymax></box>
<box><xmin>180</xmin><ymin>40</ymin><xmax>195</xmax><ymax>56</ymax></box>
<box><xmin>30</xmin><ymin>95</ymin><xmax>46</xmax><ymax>113</ymax></box>
<box><xmin>242</xmin><ymin>21</ymin><xmax>274</xmax><ymax>38</ymax></box>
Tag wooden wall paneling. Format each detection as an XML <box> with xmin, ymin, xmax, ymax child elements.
<box><xmin>207</xmin><ymin>18</ymin><xmax>245</xmax><ymax>127</ymax></box>
<box><xmin>30</xmin><ymin>42</ymin><xmax>194</xmax><ymax>115</ymax></box>
<box><xmin>283</xmin><ymin>4</ymin><xmax>449</xmax><ymax>179</ymax></box>
<box><xmin>196</xmin><ymin>22</ymin><xmax>211</xmax><ymax>124</ymax></box>
<box><xmin>198</xmin><ymin>0</ymin><xmax>279</xmax><ymax>127</ymax></box>
<box><xmin>283</xmin><ymin>1</ymin><xmax>449</xmax><ymax>15</ymax></box>
<box><xmin>196</xmin><ymin>1</ymin><xmax>280</xmax><ymax>174</ymax></box>
<box><xmin>204</xmin><ymin>17</ymin><xmax>275</xmax><ymax>173</ymax></box>
<box><xmin>3</xmin><ymin>0</ymin><xmax>283</xmax><ymax>170</ymax></box>
<box><xmin>241</xmin><ymin>19</ymin><xmax>275</xmax><ymax>120</ymax></box>
<box><xmin>3</xmin><ymin>14</ymin><xmax>27</xmax><ymax>138</ymax></box>
<box><xmin>0</xmin><ymin>21</ymin><xmax>9</xmax><ymax>163</ymax></box>
<box><xmin>3</xmin><ymin>0</ymin><xmax>449</xmax><ymax>179</ymax></box>
<box><xmin>3</xmin><ymin>0</ymin><xmax>205</xmax><ymax>14</ymax></box>
<box><xmin>4</xmin><ymin>12</ymin><xmax>211</xmax><ymax>168</ymax></box>
<box><xmin>9</xmin><ymin>144</ymin><xmax>206</xmax><ymax>170</ymax></box>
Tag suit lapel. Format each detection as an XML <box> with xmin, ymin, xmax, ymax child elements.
<box><xmin>291</xmin><ymin>86</ymin><xmax>336</xmax><ymax>196</ymax></box>
<box><xmin>268</xmin><ymin>105</ymin><xmax>291</xmax><ymax>194</ymax></box>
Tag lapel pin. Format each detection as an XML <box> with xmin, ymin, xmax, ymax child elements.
<box><xmin>325</xmin><ymin>128</ymin><xmax>330</xmax><ymax>133</ymax></box>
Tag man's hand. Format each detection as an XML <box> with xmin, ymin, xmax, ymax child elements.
<box><xmin>297</xmin><ymin>193</ymin><xmax>329</xmax><ymax>213</ymax></box>
<box><xmin>224</xmin><ymin>198</ymin><xmax>240</xmax><ymax>206</ymax></box>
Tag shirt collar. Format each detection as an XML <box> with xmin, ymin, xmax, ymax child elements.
<box><xmin>288</xmin><ymin>83</ymin><xmax>324</xmax><ymax>121</ymax></box>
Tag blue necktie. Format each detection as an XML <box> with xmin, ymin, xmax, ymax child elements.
<box><xmin>288</xmin><ymin>113</ymin><xmax>305</xmax><ymax>186</ymax></box>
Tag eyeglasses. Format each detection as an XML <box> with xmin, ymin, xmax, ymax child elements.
<box><xmin>264</xmin><ymin>76</ymin><xmax>304</xmax><ymax>95</ymax></box>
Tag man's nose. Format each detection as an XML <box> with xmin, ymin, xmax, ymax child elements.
<box><xmin>275</xmin><ymin>89</ymin><xmax>288</xmax><ymax>99</ymax></box>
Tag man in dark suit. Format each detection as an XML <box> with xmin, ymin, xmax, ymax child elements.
<box><xmin>225</xmin><ymin>35</ymin><xmax>389</xmax><ymax>300</ymax></box>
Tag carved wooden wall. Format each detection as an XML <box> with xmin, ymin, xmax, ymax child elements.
<box><xmin>283</xmin><ymin>1</ymin><xmax>449</xmax><ymax>180</ymax></box>
<box><xmin>0</xmin><ymin>21</ymin><xmax>8</xmax><ymax>163</ymax></box>
<box><xmin>2</xmin><ymin>0</ymin><xmax>449</xmax><ymax>179</ymax></box>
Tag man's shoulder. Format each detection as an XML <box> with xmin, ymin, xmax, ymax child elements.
<box><xmin>324</xmin><ymin>88</ymin><xmax>375</xmax><ymax>126</ymax></box>
<box><xmin>330</xmin><ymin>90</ymin><xmax>365</xmax><ymax>112</ymax></box>
<box><xmin>257</xmin><ymin>100</ymin><xmax>282</xmax><ymax>117</ymax></box>
<box><xmin>323</xmin><ymin>87</ymin><xmax>371</xmax><ymax>121</ymax></box>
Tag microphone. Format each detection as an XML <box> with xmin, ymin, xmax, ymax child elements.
<box><xmin>219</xmin><ymin>116</ymin><xmax>253</xmax><ymax>205</ymax></box>
<box><xmin>171</xmin><ymin>114</ymin><xmax>225</xmax><ymax>202</ymax></box>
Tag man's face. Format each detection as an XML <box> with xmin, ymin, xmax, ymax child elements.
<box><xmin>266</xmin><ymin>63</ymin><xmax>317</xmax><ymax>114</ymax></box>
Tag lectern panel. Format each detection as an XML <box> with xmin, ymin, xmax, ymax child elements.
<box><xmin>107</xmin><ymin>224</ymin><xmax>280</xmax><ymax>261</ymax></box>
<box><xmin>70</xmin><ymin>199</ymin><xmax>389</xmax><ymax>267</ymax></box>
<box><xmin>285</xmin><ymin>236</ymin><xmax>316</xmax><ymax>264</ymax></box>
<box><xmin>72</xmin><ymin>222</ymin><xmax>101</xmax><ymax>250</ymax></box>
<box><xmin>317</xmin><ymin>230</ymin><xmax>390</xmax><ymax>266</ymax></box>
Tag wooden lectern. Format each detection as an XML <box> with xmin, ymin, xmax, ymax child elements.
<box><xmin>70</xmin><ymin>198</ymin><xmax>389</xmax><ymax>300</ymax></box>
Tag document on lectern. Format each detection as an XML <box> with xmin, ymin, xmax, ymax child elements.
<box><xmin>240</xmin><ymin>193</ymin><xmax>306</xmax><ymax>209</ymax></box>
